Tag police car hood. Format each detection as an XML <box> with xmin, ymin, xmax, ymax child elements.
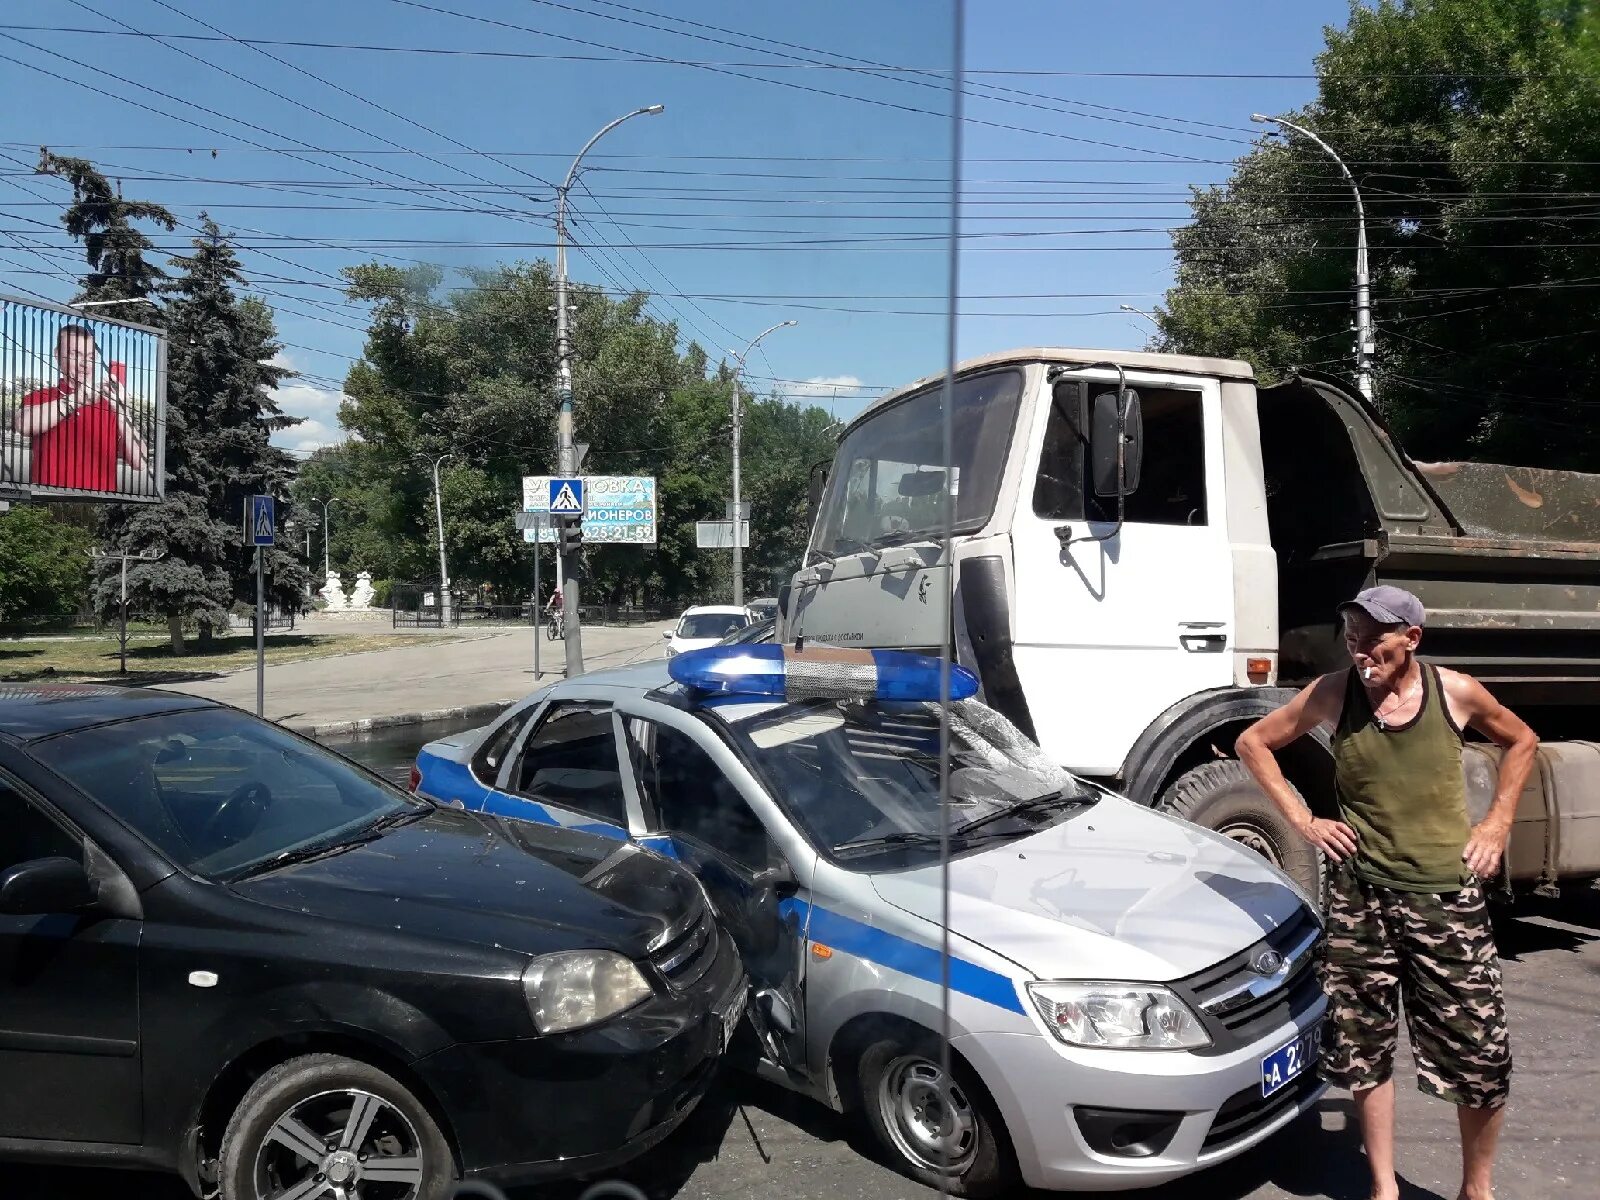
<box><xmin>869</xmin><ymin>795</ymin><xmax>1306</xmax><ymax>982</ymax></box>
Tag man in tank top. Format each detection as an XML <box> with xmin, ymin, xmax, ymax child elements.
<box><xmin>1237</xmin><ymin>586</ymin><xmax>1537</xmax><ymax>1200</ymax></box>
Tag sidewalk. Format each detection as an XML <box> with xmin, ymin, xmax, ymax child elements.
<box><xmin>154</xmin><ymin>622</ymin><xmax>668</xmax><ymax>734</ymax></box>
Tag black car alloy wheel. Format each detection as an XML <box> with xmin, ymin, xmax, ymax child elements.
<box><xmin>220</xmin><ymin>1054</ymin><xmax>454</xmax><ymax>1200</ymax></box>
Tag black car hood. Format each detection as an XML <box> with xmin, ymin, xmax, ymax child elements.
<box><xmin>231</xmin><ymin>808</ymin><xmax>698</xmax><ymax>959</ymax></box>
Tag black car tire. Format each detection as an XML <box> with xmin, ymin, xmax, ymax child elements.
<box><xmin>218</xmin><ymin>1052</ymin><xmax>455</xmax><ymax>1200</ymax></box>
<box><xmin>1160</xmin><ymin>760</ymin><xmax>1323</xmax><ymax>899</ymax></box>
<box><xmin>856</xmin><ymin>1032</ymin><xmax>1015</xmax><ymax>1198</ymax></box>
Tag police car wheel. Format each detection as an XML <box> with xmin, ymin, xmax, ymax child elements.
<box><xmin>217</xmin><ymin>1052</ymin><xmax>455</xmax><ymax>1200</ymax></box>
<box><xmin>1160</xmin><ymin>760</ymin><xmax>1323</xmax><ymax>899</ymax></box>
<box><xmin>857</xmin><ymin>1034</ymin><xmax>1014</xmax><ymax>1197</ymax></box>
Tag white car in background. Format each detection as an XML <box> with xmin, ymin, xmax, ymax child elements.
<box><xmin>663</xmin><ymin>605</ymin><xmax>752</xmax><ymax>658</ymax></box>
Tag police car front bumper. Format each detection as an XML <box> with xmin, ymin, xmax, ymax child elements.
<box><xmin>953</xmin><ymin>994</ymin><xmax>1328</xmax><ymax>1192</ymax></box>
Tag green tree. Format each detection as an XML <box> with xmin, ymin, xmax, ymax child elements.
<box><xmin>87</xmin><ymin>216</ymin><xmax>307</xmax><ymax>650</ymax></box>
<box><xmin>37</xmin><ymin>149</ymin><xmax>176</xmax><ymax>307</ymax></box>
<box><xmin>0</xmin><ymin>507</ymin><xmax>92</xmax><ymax>625</ymax></box>
<box><xmin>1157</xmin><ymin>0</ymin><xmax>1600</xmax><ymax>469</ymax></box>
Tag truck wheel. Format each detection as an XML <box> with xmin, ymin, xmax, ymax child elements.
<box><xmin>1160</xmin><ymin>760</ymin><xmax>1323</xmax><ymax>898</ymax></box>
<box><xmin>856</xmin><ymin>1032</ymin><xmax>1016</xmax><ymax>1198</ymax></box>
<box><xmin>218</xmin><ymin>1053</ymin><xmax>455</xmax><ymax>1200</ymax></box>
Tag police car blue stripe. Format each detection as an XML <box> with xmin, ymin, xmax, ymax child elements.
<box><xmin>418</xmin><ymin>754</ymin><xmax>627</xmax><ymax>841</ymax></box>
<box><xmin>786</xmin><ymin>899</ymin><xmax>1026</xmax><ymax>1016</ymax></box>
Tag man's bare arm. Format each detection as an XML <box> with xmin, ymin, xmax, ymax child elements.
<box><xmin>14</xmin><ymin>394</ymin><xmax>78</xmax><ymax>435</ymax></box>
<box><xmin>1236</xmin><ymin>674</ymin><xmax>1358</xmax><ymax>862</ymax></box>
<box><xmin>1442</xmin><ymin>670</ymin><xmax>1538</xmax><ymax>877</ymax></box>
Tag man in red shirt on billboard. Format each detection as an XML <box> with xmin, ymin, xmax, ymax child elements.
<box><xmin>14</xmin><ymin>323</ymin><xmax>148</xmax><ymax>492</ymax></box>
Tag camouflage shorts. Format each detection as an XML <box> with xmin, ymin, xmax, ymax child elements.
<box><xmin>1319</xmin><ymin>867</ymin><xmax>1512</xmax><ymax>1109</ymax></box>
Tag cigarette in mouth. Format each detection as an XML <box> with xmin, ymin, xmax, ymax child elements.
<box><xmin>1363</xmin><ymin>666</ymin><xmax>1374</xmax><ymax>680</ymax></box>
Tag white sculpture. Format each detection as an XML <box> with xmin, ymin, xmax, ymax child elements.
<box><xmin>349</xmin><ymin>571</ymin><xmax>376</xmax><ymax>611</ymax></box>
<box><xmin>319</xmin><ymin>570</ymin><xmax>350</xmax><ymax>612</ymax></box>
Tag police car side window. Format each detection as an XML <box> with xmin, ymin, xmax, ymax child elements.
<box><xmin>626</xmin><ymin>720</ymin><xmax>770</xmax><ymax>873</ymax></box>
<box><xmin>513</xmin><ymin>704</ymin><xmax>627</xmax><ymax>827</ymax></box>
<box><xmin>472</xmin><ymin>710</ymin><xmax>531</xmax><ymax>783</ymax></box>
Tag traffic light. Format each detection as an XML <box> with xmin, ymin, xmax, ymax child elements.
<box><xmin>558</xmin><ymin>516</ymin><xmax>584</xmax><ymax>555</ymax></box>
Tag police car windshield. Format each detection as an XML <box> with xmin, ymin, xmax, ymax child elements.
<box><xmin>718</xmin><ymin>697</ymin><xmax>1083</xmax><ymax>864</ymax></box>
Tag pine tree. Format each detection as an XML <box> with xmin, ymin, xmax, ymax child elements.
<box><xmin>37</xmin><ymin>150</ymin><xmax>175</xmax><ymax>309</ymax></box>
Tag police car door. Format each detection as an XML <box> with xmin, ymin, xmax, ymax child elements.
<box><xmin>618</xmin><ymin>706</ymin><xmax>812</xmax><ymax>1075</ymax></box>
<box><xmin>493</xmin><ymin>701</ymin><xmax>632</xmax><ymax>840</ymax></box>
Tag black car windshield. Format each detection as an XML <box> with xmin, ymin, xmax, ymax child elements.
<box><xmin>679</xmin><ymin>613</ymin><xmax>747</xmax><ymax>639</ymax></box>
<box><xmin>715</xmin><ymin>697</ymin><xmax>1085</xmax><ymax>866</ymax></box>
<box><xmin>33</xmin><ymin>707</ymin><xmax>422</xmax><ymax>881</ymax></box>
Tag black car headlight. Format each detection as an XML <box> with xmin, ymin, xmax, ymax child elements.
<box><xmin>521</xmin><ymin>950</ymin><xmax>653</xmax><ymax>1034</ymax></box>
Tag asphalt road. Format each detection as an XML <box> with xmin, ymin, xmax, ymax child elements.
<box><xmin>13</xmin><ymin>886</ymin><xmax>1599</xmax><ymax>1200</ymax></box>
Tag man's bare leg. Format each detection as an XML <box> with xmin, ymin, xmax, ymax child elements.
<box><xmin>1457</xmin><ymin>1103</ymin><xmax>1506</xmax><ymax>1200</ymax></box>
<box><xmin>1352</xmin><ymin>1079</ymin><xmax>1399</xmax><ymax>1200</ymax></box>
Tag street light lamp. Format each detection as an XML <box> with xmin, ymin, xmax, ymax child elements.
<box><xmin>1118</xmin><ymin>303</ymin><xmax>1159</xmax><ymax>328</ymax></box>
<box><xmin>553</xmin><ymin>104</ymin><xmax>665</xmax><ymax>676</ymax></box>
<box><xmin>1251</xmin><ymin>113</ymin><xmax>1375</xmax><ymax>399</ymax></box>
<box><xmin>728</xmin><ymin>319</ymin><xmax>797</xmax><ymax>607</ymax></box>
<box><xmin>69</xmin><ymin>298</ymin><xmax>157</xmax><ymax>311</ymax></box>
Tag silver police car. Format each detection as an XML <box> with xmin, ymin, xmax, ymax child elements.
<box><xmin>414</xmin><ymin>647</ymin><xmax>1325</xmax><ymax>1195</ymax></box>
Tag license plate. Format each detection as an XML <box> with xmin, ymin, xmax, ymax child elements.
<box><xmin>1260</xmin><ymin>1022</ymin><xmax>1320</xmax><ymax>1098</ymax></box>
<box><xmin>718</xmin><ymin>988</ymin><xmax>748</xmax><ymax>1050</ymax></box>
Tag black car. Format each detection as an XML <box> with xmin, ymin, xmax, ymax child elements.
<box><xmin>0</xmin><ymin>685</ymin><xmax>743</xmax><ymax>1199</ymax></box>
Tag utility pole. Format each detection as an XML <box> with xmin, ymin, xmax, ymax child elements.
<box><xmin>425</xmin><ymin>453</ymin><xmax>453</xmax><ymax>623</ymax></box>
<box><xmin>728</xmin><ymin>320</ymin><xmax>796</xmax><ymax>607</ymax></box>
<box><xmin>89</xmin><ymin>548</ymin><xmax>163</xmax><ymax>674</ymax></box>
<box><xmin>1252</xmin><ymin>113</ymin><xmax>1375</xmax><ymax>400</ymax></box>
<box><xmin>315</xmin><ymin>497</ymin><xmax>336</xmax><ymax>581</ymax></box>
<box><xmin>555</xmin><ymin>104</ymin><xmax>664</xmax><ymax>675</ymax></box>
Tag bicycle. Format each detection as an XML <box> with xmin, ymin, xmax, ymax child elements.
<box><xmin>545</xmin><ymin>610</ymin><xmax>565</xmax><ymax>640</ymax></box>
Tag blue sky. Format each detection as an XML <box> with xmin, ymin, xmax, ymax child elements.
<box><xmin>0</xmin><ymin>0</ymin><xmax>1349</xmax><ymax>453</ymax></box>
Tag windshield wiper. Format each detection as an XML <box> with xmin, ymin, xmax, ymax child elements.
<box><xmin>831</xmin><ymin>830</ymin><xmax>944</xmax><ymax>859</ymax></box>
<box><xmin>229</xmin><ymin>806</ymin><xmax>429</xmax><ymax>880</ymax></box>
<box><xmin>951</xmin><ymin>789</ymin><xmax>1098</xmax><ymax>838</ymax></box>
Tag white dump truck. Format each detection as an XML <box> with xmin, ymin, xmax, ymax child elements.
<box><xmin>782</xmin><ymin>348</ymin><xmax>1600</xmax><ymax>896</ymax></box>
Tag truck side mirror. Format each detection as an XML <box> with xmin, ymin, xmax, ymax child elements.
<box><xmin>805</xmin><ymin>461</ymin><xmax>829</xmax><ymax>530</ymax></box>
<box><xmin>1090</xmin><ymin>388</ymin><xmax>1143</xmax><ymax>498</ymax></box>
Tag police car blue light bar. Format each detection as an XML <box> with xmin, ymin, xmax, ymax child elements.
<box><xmin>667</xmin><ymin>643</ymin><xmax>979</xmax><ymax>703</ymax></box>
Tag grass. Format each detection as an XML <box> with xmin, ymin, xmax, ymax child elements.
<box><xmin>0</xmin><ymin>632</ymin><xmax>459</xmax><ymax>685</ymax></box>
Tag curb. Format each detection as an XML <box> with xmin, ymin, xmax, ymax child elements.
<box><xmin>295</xmin><ymin>699</ymin><xmax>514</xmax><ymax>738</ymax></box>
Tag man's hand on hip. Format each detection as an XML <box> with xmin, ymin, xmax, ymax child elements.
<box><xmin>1294</xmin><ymin>814</ymin><xmax>1359</xmax><ymax>862</ymax></box>
<box><xmin>1464</xmin><ymin>816</ymin><xmax>1512</xmax><ymax>878</ymax></box>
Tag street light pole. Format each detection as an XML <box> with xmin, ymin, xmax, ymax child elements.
<box><xmin>315</xmin><ymin>497</ymin><xmax>337</xmax><ymax>581</ymax></box>
<box><xmin>554</xmin><ymin>103</ymin><xmax>664</xmax><ymax>676</ymax></box>
<box><xmin>89</xmin><ymin>548</ymin><xmax>163</xmax><ymax>673</ymax></box>
<box><xmin>728</xmin><ymin>319</ymin><xmax>797</xmax><ymax>607</ymax></box>
<box><xmin>427</xmin><ymin>453</ymin><xmax>454</xmax><ymax>623</ymax></box>
<box><xmin>1118</xmin><ymin>303</ymin><xmax>1160</xmax><ymax>328</ymax></box>
<box><xmin>1252</xmin><ymin>113</ymin><xmax>1375</xmax><ymax>400</ymax></box>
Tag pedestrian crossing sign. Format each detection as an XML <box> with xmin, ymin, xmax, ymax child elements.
<box><xmin>247</xmin><ymin>495</ymin><xmax>275</xmax><ymax>547</ymax></box>
<box><xmin>548</xmin><ymin>477</ymin><xmax>586</xmax><ymax>516</ymax></box>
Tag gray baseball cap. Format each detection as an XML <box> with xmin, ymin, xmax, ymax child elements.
<box><xmin>1339</xmin><ymin>585</ymin><xmax>1425</xmax><ymax>629</ymax></box>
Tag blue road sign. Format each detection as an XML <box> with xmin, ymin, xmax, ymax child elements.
<box><xmin>248</xmin><ymin>495</ymin><xmax>275</xmax><ymax>547</ymax></box>
<box><xmin>548</xmin><ymin>476</ymin><xmax>585</xmax><ymax>516</ymax></box>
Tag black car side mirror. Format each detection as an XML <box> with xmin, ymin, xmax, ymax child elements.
<box><xmin>0</xmin><ymin>856</ymin><xmax>95</xmax><ymax>915</ymax></box>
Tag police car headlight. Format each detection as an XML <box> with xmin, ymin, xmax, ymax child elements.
<box><xmin>1026</xmin><ymin>982</ymin><xmax>1210</xmax><ymax>1050</ymax></box>
<box><xmin>522</xmin><ymin>950</ymin><xmax>652</xmax><ymax>1034</ymax></box>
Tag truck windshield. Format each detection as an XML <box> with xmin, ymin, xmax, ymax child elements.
<box><xmin>717</xmin><ymin>696</ymin><xmax>1086</xmax><ymax>866</ymax></box>
<box><xmin>809</xmin><ymin>369</ymin><xmax>1023</xmax><ymax>561</ymax></box>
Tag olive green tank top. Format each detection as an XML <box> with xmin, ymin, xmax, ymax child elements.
<box><xmin>1333</xmin><ymin>662</ymin><xmax>1470</xmax><ymax>893</ymax></box>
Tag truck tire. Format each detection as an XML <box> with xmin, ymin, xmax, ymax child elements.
<box><xmin>1159</xmin><ymin>760</ymin><xmax>1322</xmax><ymax>899</ymax></box>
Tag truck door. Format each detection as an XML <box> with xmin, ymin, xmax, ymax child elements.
<box><xmin>1008</xmin><ymin>371</ymin><xmax>1234</xmax><ymax>775</ymax></box>
<box><xmin>620</xmin><ymin>715</ymin><xmax>809</xmax><ymax>1074</ymax></box>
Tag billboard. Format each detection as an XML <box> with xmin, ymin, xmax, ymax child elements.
<box><xmin>521</xmin><ymin>475</ymin><xmax>656</xmax><ymax>544</ymax></box>
<box><xmin>0</xmin><ymin>294</ymin><xmax>165</xmax><ymax>502</ymax></box>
